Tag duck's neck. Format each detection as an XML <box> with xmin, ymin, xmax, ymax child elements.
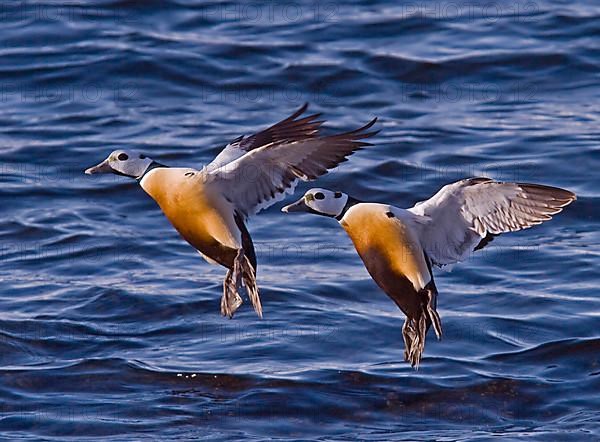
<box><xmin>335</xmin><ymin>195</ymin><xmax>361</xmax><ymax>221</ymax></box>
<box><xmin>137</xmin><ymin>161</ymin><xmax>167</xmax><ymax>182</ymax></box>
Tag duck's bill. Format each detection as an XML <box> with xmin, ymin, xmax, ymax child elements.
<box><xmin>281</xmin><ymin>197</ymin><xmax>309</xmax><ymax>213</ymax></box>
<box><xmin>85</xmin><ymin>159</ymin><xmax>112</xmax><ymax>175</ymax></box>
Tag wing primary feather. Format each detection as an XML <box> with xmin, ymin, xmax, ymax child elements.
<box><xmin>324</xmin><ymin>117</ymin><xmax>379</xmax><ymax>142</ymax></box>
<box><xmin>207</xmin><ymin>103</ymin><xmax>325</xmax><ymax>169</ymax></box>
<box><xmin>409</xmin><ymin>178</ymin><xmax>576</xmax><ymax>266</ymax></box>
<box><xmin>209</xmin><ymin>111</ymin><xmax>379</xmax><ymax>217</ymax></box>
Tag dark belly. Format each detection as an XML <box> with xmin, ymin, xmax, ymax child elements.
<box><xmin>168</xmin><ymin>218</ymin><xmax>239</xmax><ymax>270</ymax></box>
<box><xmin>360</xmin><ymin>249</ymin><xmax>424</xmax><ymax>320</ymax></box>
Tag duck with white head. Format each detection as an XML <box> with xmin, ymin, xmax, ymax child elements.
<box><xmin>283</xmin><ymin>179</ymin><xmax>576</xmax><ymax>368</ymax></box>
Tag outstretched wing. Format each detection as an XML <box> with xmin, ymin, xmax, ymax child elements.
<box><xmin>206</xmin><ymin>103</ymin><xmax>323</xmax><ymax>169</ymax></box>
<box><xmin>206</xmin><ymin>116</ymin><xmax>378</xmax><ymax>218</ymax></box>
<box><xmin>408</xmin><ymin>178</ymin><xmax>576</xmax><ymax>266</ymax></box>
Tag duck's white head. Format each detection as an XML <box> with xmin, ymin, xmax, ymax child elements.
<box><xmin>84</xmin><ymin>150</ymin><xmax>156</xmax><ymax>179</ymax></box>
<box><xmin>281</xmin><ymin>188</ymin><xmax>352</xmax><ymax>219</ymax></box>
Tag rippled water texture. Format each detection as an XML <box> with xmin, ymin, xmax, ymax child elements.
<box><xmin>1</xmin><ymin>1</ymin><xmax>599</xmax><ymax>440</ymax></box>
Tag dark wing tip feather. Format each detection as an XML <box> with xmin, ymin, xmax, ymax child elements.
<box><xmin>517</xmin><ymin>184</ymin><xmax>577</xmax><ymax>216</ymax></box>
<box><xmin>362</xmin><ymin>116</ymin><xmax>379</xmax><ymax>131</ymax></box>
<box><xmin>239</xmin><ymin>103</ymin><xmax>326</xmax><ymax>152</ymax></box>
<box><xmin>468</xmin><ymin>177</ymin><xmax>494</xmax><ymax>185</ymax></box>
<box><xmin>473</xmin><ymin>182</ymin><xmax>576</xmax><ymax>236</ymax></box>
<box><xmin>473</xmin><ymin>233</ymin><xmax>496</xmax><ymax>251</ymax></box>
<box><xmin>518</xmin><ymin>183</ymin><xmax>576</xmax><ymax>205</ymax></box>
<box><xmin>287</xmin><ymin>102</ymin><xmax>309</xmax><ymax>121</ymax></box>
<box><xmin>344</xmin><ymin>116</ymin><xmax>378</xmax><ymax>134</ymax></box>
<box><xmin>214</xmin><ymin>110</ymin><xmax>380</xmax><ymax>217</ymax></box>
<box><xmin>337</xmin><ymin>117</ymin><xmax>378</xmax><ymax>136</ymax></box>
<box><xmin>323</xmin><ymin>117</ymin><xmax>379</xmax><ymax>143</ymax></box>
<box><xmin>290</xmin><ymin>117</ymin><xmax>380</xmax><ymax>180</ymax></box>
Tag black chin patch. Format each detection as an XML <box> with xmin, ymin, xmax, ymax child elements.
<box><xmin>112</xmin><ymin>168</ymin><xmax>135</xmax><ymax>178</ymax></box>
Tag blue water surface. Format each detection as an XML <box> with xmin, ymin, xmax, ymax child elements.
<box><xmin>0</xmin><ymin>1</ymin><xmax>599</xmax><ymax>440</ymax></box>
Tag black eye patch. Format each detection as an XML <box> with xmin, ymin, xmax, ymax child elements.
<box><xmin>334</xmin><ymin>192</ymin><xmax>342</xmax><ymax>198</ymax></box>
<box><xmin>314</xmin><ymin>192</ymin><xmax>325</xmax><ymax>200</ymax></box>
<box><xmin>117</xmin><ymin>153</ymin><xmax>129</xmax><ymax>161</ymax></box>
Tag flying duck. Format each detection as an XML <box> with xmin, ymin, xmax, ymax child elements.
<box><xmin>85</xmin><ymin>104</ymin><xmax>377</xmax><ymax>318</ymax></box>
<box><xmin>282</xmin><ymin>178</ymin><xmax>576</xmax><ymax>367</ymax></box>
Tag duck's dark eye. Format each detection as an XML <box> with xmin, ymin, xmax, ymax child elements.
<box><xmin>314</xmin><ymin>192</ymin><xmax>325</xmax><ymax>200</ymax></box>
<box><xmin>117</xmin><ymin>153</ymin><xmax>129</xmax><ymax>161</ymax></box>
<box><xmin>139</xmin><ymin>154</ymin><xmax>146</xmax><ymax>159</ymax></box>
<box><xmin>334</xmin><ymin>192</ymin><xmax>342</xmax><ymax>198</ymax></box>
